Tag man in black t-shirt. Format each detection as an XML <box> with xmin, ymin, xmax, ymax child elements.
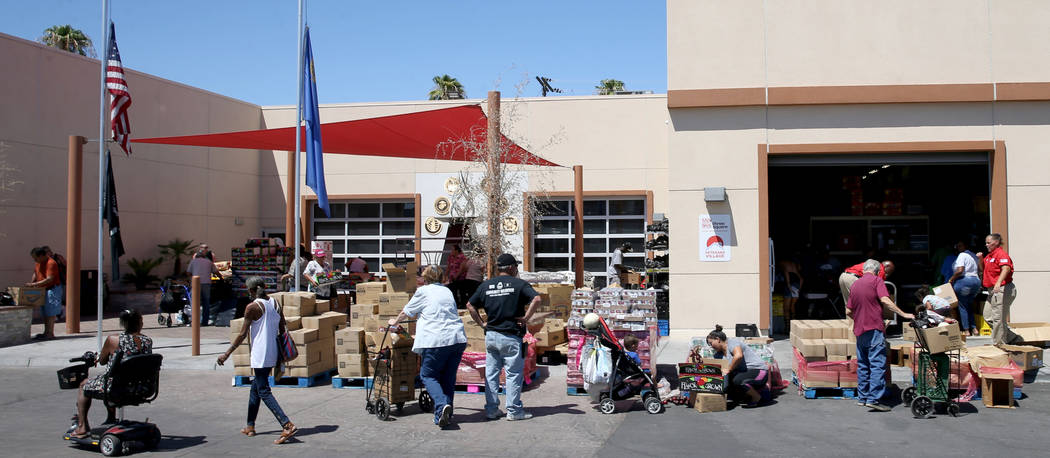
<box><xmin>466</xmin><ymin>253</ymin><xmax>541</xmax><ymax>421</ymax></box>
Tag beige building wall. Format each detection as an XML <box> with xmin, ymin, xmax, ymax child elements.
<box><xmin>667</xmin><ymin>0</ymin><xmax>1050</xmax><ymax>328</ymax></box>
<box><xmin>0</xmin><ymin>33</ymin><xmax>267</xmax><ymax>290</ymax></box>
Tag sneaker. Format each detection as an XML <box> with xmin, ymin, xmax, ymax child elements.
<box><xmin>486</xmin><ymin>410</ymin><xmax>505</xmax><ymax>421</ymax></box>
<box><xmin>438</xmin><ymin>405</ymin><xmax>453</xmax><ymax>427</ymax></box>
<box><xmin>506</xmin><ymin>412</ymin><xmax>533</xmax><ymax>421</ymax></box>
<box><xmin>856</xmin><ymin>400</ymin><xmax>866</xmax><ymax>407</ymax></box>
<box><xmin>865</xmin><ymin>402</ymin><xmax>891</xmax><ymax>412</ymax></box>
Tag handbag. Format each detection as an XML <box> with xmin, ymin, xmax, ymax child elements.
<box><xmin>273</xmin><ymin>301</ymin><xmax>298</xmax><ymax>362</ymax></box>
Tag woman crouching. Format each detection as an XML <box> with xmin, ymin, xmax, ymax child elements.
<box><xmin>706</xmin><ymin>325</ymin><xmax>769</xmax><ymax>407</ymax></box>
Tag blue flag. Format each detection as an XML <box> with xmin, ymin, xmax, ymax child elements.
<box><xmin>302</xmin><ymin>28</ymin><xmax>329</xmax><ymax>217</ymax></box>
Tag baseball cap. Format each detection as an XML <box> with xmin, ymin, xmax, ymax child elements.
<box><xmin>496</xmin><ymin>253</ymin><xmax>521</xmax><ymax>268</ymax></box>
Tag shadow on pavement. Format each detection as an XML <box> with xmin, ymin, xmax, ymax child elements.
<box><xmin>530</xmin><ymin>403</ymin><xmax>585</xmax><ymax>418</ymax></box>
<box><xmin>156</xmin><ymin>434</ymin><xmax>207</xmax><ymax>451</ymax></box>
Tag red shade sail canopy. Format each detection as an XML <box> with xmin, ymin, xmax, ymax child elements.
<box><xmin>132</xmin><ymin>105</ymin><xmax>559</xmax><ymax>167</ymax></box>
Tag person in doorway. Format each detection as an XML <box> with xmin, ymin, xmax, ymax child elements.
<box><xmin>186</xmin><ymin>248</ymin><xmax>220</xmax><ymax>326</ymax></box>
<box><xmin>27</xmin><ymin>246</ymin><xmax>63</xmax><ymax>340</ymax></box>
<box><xmin>388</xmin><ymin>265</ymin><xmax>467</xmax><ymax>428</ymax></box>
<box><xmin>72</xmin><ymin>310</ymin><xmax>152</xmax><ymax>438</ymax></box>
<box><xmin>706</xmin><ymin>325</ymin><xmax>769</xmax><ymax>407</ymax></box>
<box><xmin>217</xmin><ymin>277</ymin><xmax>297</xmax><ymax>444</ymax></box>
<box><xmin>606</xmin><ymin>242</ymin><xmax>633</xmax><ymax>287</ymax></box>
<box><xmin>845</xmin><ymin>259</ymin><xmax>914</xmax><ymax>412</ymax></box>
<box><xmin>466</xmin><ymin>253</ymin><xmax>542</xmax><ymax>421</ymax></box>
<box><xmin>837</xmin><ymin>259</ymin><xmax>895</xmax><ymax>305</ymax></box>
<box><xmin>778</xmin><ymin>257</ymin><xmax>803</xmax><ymax>324</ymax></box>
<box><xmin>444</xmin><ymin>245</ymin><xmax>469</xmax><ymax>306</ymax></box>
<box><xmin>947</xmin><ymin>240</ymin><xmax>981</xmax><ymax>335</ymax></box>
<box><xmin>977</xmin><ymin>233</ymin><xmax>1022</xmax><ymax>346</ymax></box>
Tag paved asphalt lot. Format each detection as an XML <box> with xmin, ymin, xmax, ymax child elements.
<box><xmin>3</xmin><ymin>364</ymin><xmax>1050</xmax><ymax>458</ymax></box>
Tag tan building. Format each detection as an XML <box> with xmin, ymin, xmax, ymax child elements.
<box><xmin>3</xmin><ymin>0</ymin><xmax>1050</xmax><ymax>331</ymax></box>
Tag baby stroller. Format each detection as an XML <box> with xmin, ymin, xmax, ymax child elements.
<box><xmin>581</xmin><ymin>314</ymin><xmax>662</xmax><ymax>415</ymax></box>
<box><xmin>157</xmin><ymin>279</ymin><xmax>190</xmax><ymax>327</ymax></box>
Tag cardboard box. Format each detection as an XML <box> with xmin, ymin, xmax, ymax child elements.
<box><xmin>889</xmin><ymin>343</ymin><xmax>911</xmax><ymax>366</ymax></box>
<box><xmin>232</xmin><ymin>343</ymin><xmax>250</xmax><ymax>355</ymax></box>
<box><xmin>289</xmin><ymin>328</ymin><xmax>318</xmax><ymax>345</ymax></box>
<box><xmin>350</xmin><ymin>303</ymin><xmax>378</xmax><ymax>325</ymax></box>
<box><xmin>269</xmin><ymin>291</ymin><xmax>288</xmax><ymax>307</ymax></box>
<box><xmin>465</xmin><ymin>337</ymin><xmax>487</xmax><ymax>353</ymax></box>
<box><xmin>230</xmin><ymin>317</ymin><xmax>246</xmax><ymax>333</ymax></box>
<box><xmin>231</xmin><ymin>354</ymin><xmax>251</xmax><ymax>366</ymax></box>
<box><xmin>981</xmin><ymin>373</ymin><xmax>1015</xmax><ymax>408</ymax></box>
<box><xmin>382</xmin><ymin>262</ymin><xmax>419</xmax><ymax>295</ymax></box>
<box><xmin>1000</xmin><ymin>344</ymin><xmax>1044</xmax><ymax>371</ymax></box>
<box><xmin>839</xmin><ymin>371</ymin><xmax>858</xmax><ymax>388</ymax></box>
<box><xmin>378</xmin><ymin>292</ymin><xmax>412</xmax><ymax>316</ymax></box>
<box><xmin>302</xmin><ymin>312</ymin><xmax>347</xmax><ymax>341</ymax></box>
<box><xmin>284</xmin><ymin>301</ymin><xmax>316</xmax><ymax>318</ymax></box>
<box><xmin>1010</xmin><ymin>322</ymin><xmax>1050</xmax><ymax>344</ymax></box>
<box><xmin>286</xmin><ymin>360</ymin><xmax>329</xmax><ymax>378</ymax></box>
<box><xmin>804</xmin><ymin>370</ymin><xmax>839</xmax><ymax>388</ymax></box>
<box><xmin>797</xmin><ymin>339</ymin><xmax>826</xmax><ymax>358</ymax></box>
<box><xmin>692</xmin><ymin>393</ymin><xmax>727</xmax><ymax>413</ymax></box>
<box><xmin>337</xmin><ymin>353</ymin><xmax>370</xmax><ymax>377</ymax></box>
<box><xmin>7</xmin><ymin>287</ymin><xmax>45</xmax><ymax>307</ymax></box>
<box><xmin>824</xmin><ymin>339</ymin><xmax>855</xmax><ymax>357</ymax></box>
<box><xmin>285</xmin><ymin>292</ymin><xmax>317</xmax><ymax>316</ymax></box>
<box><xmin>335</xmin><ymin>328</ymin><xmax>366</xmax><ymax>354</ymax></box>
<box><xmin>233</xmin><ymin>365</ymin><xmax>253</xmax><ymax>376</ymax></box>
<box><xmin>366</xmin><ymin>330</ymin><xmax>413</xmax><ymax>349</ymax></box>
<box><xmin>314</xmin><ymin>299</ymin><xmax>331</xmax><ymax>314</ymax></box>
<box><xmin>356</xmin><ymin>282</ymin><xmax>386</xmax><ymax>305</ymax></box>
<box><xmin>902</xmin><ymin>325</ymin><xmax>918</xmax><ymax>341</ymax></box>
<box><xmin>930</xmin><ymin>283</ymin><xmax>959</xmax><ymax>308</ymax></box>
<box><xmin>288</xmin><ymin>339</ymin><xmax>327</xmax><ymax>367</ymax></box>
<box><xmin>691</xmin><ymin>357</ymin><xmax>729</xmax><ymax>372</ymax></box>
<box><xmin>920</xmin><ymin>326</ymin><xmax>964</xmax><ymax>354</ymax></box>
<box><xmin>534</xmin><ymin>319</ymin><xmax>567</xmax><ymax>347</ymax></box>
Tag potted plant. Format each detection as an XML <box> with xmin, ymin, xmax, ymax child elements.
<box><xmin>122</xmin><ymin>257</ymin><xmax>163</xmax><ymax>290</ymax></box>
<box><xmin>157</xmin><ymin>238</ymin><xmax>195</xmax><ymax>278</ymax></box>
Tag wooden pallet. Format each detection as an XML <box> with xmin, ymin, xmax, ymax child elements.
<box><xmin>232</xmin><ymin>369</ymin><xmax>336</xmax><ymax>388</ymax></box>
<box><xmin>455</xmin><ymin>370</ymin><xmax>539</xmax><ymax>394</ymax></box>
<box><xmin>332</xmin><ymin>376</ymin><xmax>374</xmax><ymax>390</ymax></box>
<box><xmin>566</xmin><ymin>385</ymin><xmax>588</xmax><ymax>396</ymax></box>
<box><xmin>791</xmin><ymin>375</ymin><xmax>857</xmax><ymax>399</ymax></box>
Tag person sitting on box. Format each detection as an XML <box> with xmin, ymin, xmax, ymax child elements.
<box><xmin>706</xmin><ymin>325</ymin><xmax>769</xmax><ymax>408</ymax></box>
<box><xmin>388</xmin><ymin>265</ymin><xmax>467</xmax><ymax>428</ymax></box>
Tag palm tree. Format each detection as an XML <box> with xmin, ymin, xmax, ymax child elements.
<box><xmin>157</xmin><ymin>238</ymin><xmax>195</xmax><ymax>278</ymax></box>
<box><xmin>39</xmin><ymin>25</ymin><xmax>96</xmax><ymax>57</ymax></box>
<box><xmin>595</xmin><ymin>79</ymin><xmax>625</xmax><ymax>95</ymax></box>
<box><xmin>428</xmin><ymin>75</ymin><xmax>465</xmax><ymax>100</ymax></box>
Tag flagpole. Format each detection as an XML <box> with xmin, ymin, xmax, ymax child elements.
<box><xmin>97</xmin><ymin>0</ymin><xmax>111</xmax><ymax>352</ymax></box>
<box><xmin>293</xmin><ymin>0</ymin><xmax>304</xmax><ymax>292</ymax></box>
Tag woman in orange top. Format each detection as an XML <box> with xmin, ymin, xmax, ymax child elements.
<box><xmin>27</xmin><ymin>246</ymin><xmax>63</xmax><ymax>340</ymax></box>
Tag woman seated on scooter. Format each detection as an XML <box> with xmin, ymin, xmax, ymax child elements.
<box><xmin>72</xmin><ymin>309</ymin><xmax>153</xmax><ymax>438</ymax></box>
<box><xmin>706</xmin><ymin>325</ymin><xmax>769</xmax><ymax>408</ymax></box>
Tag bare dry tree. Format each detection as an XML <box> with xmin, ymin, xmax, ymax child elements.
<box><xmin>436</xmin><ymin>77</ymin><xmax>564</xmax><ymax>275</ymax></box>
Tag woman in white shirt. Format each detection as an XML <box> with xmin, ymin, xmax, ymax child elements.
<box><xmin>947</xmin><ymin>240</ymin><xmax>981</xmax><ymax>336</ymax></box>
<box><xmin>388</xmin><ymin>265</ymin><xmax>466</xmax><ymax>428</ymax></box>
<box><xmin>217</xmin><ymin>277</ymin><xmax>297</xmax><ymax>444</ymax></box>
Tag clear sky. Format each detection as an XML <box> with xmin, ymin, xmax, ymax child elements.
<box><xmin>1</xmin><ymin>0</ymin><xmax>667</xmax><ymax>106</ymax></box>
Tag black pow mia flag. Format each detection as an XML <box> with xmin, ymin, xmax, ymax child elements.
<box><xmin>103</xmin><ymin>151</ymin><xmax>126</xmax><ymax>278</ymax></box>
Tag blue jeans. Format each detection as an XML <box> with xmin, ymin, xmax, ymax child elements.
<box><xmin>953</xmin><ymin>276</ymin><xmax>981</xmax><ymax>331</ymax></box>
<box><xmin>43</xmin><ymin>285</ymin><xmax>64</xmax><ymax>318</ymax></box>
<box><xmin>419</xmin><ymin>343</ymin><xmax>467</xmax><ymax>424</ymax></box>
<box><xmin>248</xmin><ymin>367</ymin><xmax>289</xmax><ymax>427</ymax></box>
<box><xmin>856</xmin><ymin>329</ymin><xmax>887</xmax><ymax>404</ymax></box>
<box><xmin>485</xmin><ymin>332</ymin><xmax>525</xmax><ymax>417</ymax></box>
<box><xmin>198</xmin><ymin>284</ymin><xmax>211</xmax><ymax>325</ymax></box>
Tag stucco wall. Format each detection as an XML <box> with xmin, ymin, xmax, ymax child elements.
<box><xmin>0</xmin><ymin>33</ymin><xmax>266</xmax><ymax>289</ymax></box>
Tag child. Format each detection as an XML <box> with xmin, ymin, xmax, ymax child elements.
<box><xmin>914</xmin><ymin>303</ymin><xmax>956</xmax><ymax>328</ymax></box>
<box><xmin>623</xmin><ymin>335</ymin><xmax>645</xmax><ymax>368</ymax></box>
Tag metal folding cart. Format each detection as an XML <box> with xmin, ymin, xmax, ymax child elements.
<box><xmin>900</xmin><ymin>318</ymin><xmax>961</xmax><ymax>418</ymax></box>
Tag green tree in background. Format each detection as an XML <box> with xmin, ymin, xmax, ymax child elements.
<box><xmin>429</xmin><ymin>74</ymin><xmax>466</xmax><ymax>100</ymax></box>
<box><xmin>595</xmin><ymin>79</ymin><xmax>625</xmax><ymax>95</ymax></box>
<box><xmin>39</xmin><ymin>25</ymin><xmax>96</xmax><ymax>57</ymax></box>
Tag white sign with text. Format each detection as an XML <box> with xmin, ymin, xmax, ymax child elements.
<box><xmin>699</xmin><ymin>214</ymin><xmax>732</xmax><ymax>262</ymax></box>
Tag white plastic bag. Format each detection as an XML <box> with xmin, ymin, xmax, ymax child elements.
<box><xmin>582</xmin><ymin>342</ymin><xmax>613</xmax><ymax>385</ymax></box>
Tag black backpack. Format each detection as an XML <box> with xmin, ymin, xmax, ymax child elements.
<box><xmin>52</xmin><ymin>254</ymin><xmax>67</xmax><ymax>286</ymax></box>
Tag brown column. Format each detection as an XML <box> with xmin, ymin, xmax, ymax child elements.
<box><xmin>757</xmin><ymin>145</ymin><xmax>770</xmax><ymax>331</ymax></box>
<box><xmin>486</xmin><ymin>91</ymin><xmax>501</xmax><ymax>278</ymax></box>
<box><xmin>191</xmin><ymin>275</ymin><xmax>200</xmax><ymax>356</ymax></box>
<box><xmin>286</xmin><ymin>151</ymin><xmax>295</xmax><ymax>245</ymax></box>
<box><xmin>573</xmin><ymin>165</ymin><xmax>584</xmax><ymax>287</ymax></box>
<box><xmin>65</xmin><ymin>136</ymin><xmax>85</xmax><ymax>334</ymax></box>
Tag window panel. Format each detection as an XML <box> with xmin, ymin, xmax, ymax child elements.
<box><xmin>332</xmin><ymin>240</ymin><xmax>345</xmax><ymax>255</ymax></box>
<box><xmin>536</xmin><ymin>220</ymin><xmax>569</xmax><ymax>235</ymax></box>
<box><xmin>315</xmin><ymin>222</ymin><xmax>345</xmax><ymax>236</ymax></box>
<box><xmin>536</xmin><ymin>200</ymin><xmax>568</xmax><ymax>217</ymax></box>
<box><xmin>609</xmin><ymin>237</ymin><xmax>645</xmax><ymax>252</ymax></box>
<box><xmin>534</xmin><ymin>257</ymin><xmax>568</xmax><ymax>272</ymax></box>
<box><xmin>346</xmin><ymin>240</ymin><xmax>380</xmax><ymax>255</ymax></box>
<box><xmin>609</xmin><ymin>199</ymin><xmax>645</xmax><ymax>216</ymax></box>
<box><xmin>572</xmin><ymin>256</ymin><xmax>609</xmax><ymax>273</ymax></box>
<box><xmin>609</xmin><ymin>219</ymin><xmax>643</xmax><ymax>234</ymax></box>
<box><xmin>314</xmin><ymin>203</ymin><xmax>346</xmax><ymax>218</ymax></box>
<box><xmin>580</xmin><ymin>200</ymin><xmax>606</xmax><ymax>216</ymax></box>
<box><xmin>347</xmin><ymin>221</ymin><xmax>380</xmax><ymax>236</ymax></box>
<box><xmin>332</xmin><ymin>257</ymin><xmax>346</xmax><ymax>271</ymax></box>
<box><xmin>382</xmin><ymin>239</ymin><xmax>412</xmax><ymax>254</ymax></box>
<box><xmin>534</xmin><ymin>238</ymin><xmax>569</xmax><ymax>254</ymax></box>
<box><xmin>582</xmin><ymin>238</ymin><xmax>606</xmax><ymax>253</ymax></box>
<box><xmin>347</xmin><ymin>203</ymin><xmax>380</xmax><ymax>218</ymax></box>
<box><xmin>383</xmin><ymin>202</ymin><xmax>415</xmax><ymax>218</ymax></box>
<box><xmin>384</xmin><ymin>221</ymin><xmax>415</xmax><ymax>236</ymax></box>
<box><xmin>363</xmin><ymin>258</ymin><xmax>381</xmax><ymax>272</ymax></box>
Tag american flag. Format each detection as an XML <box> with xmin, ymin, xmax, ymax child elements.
<box><xmin>106</xmin><ymin>22</ymin><xmax>132</xmax><ymax>155</ymax></box>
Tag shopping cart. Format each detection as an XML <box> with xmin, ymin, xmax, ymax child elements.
<box><xmin>363</xmin><ymin>321</ymin><xmax>433</xmax><ymax>421</ymax></box>
<box><xmin>900</xmin><ymin>314</ymin><xmax>961</xmax><ymax>418</ymax></box>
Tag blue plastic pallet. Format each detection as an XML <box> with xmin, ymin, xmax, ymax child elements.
<box><xmin>658</xmin><ymin>319</ymin><xmax>670</xmax><ymax>336</ymax></box>
<box><xmin>233</xmin><ymin>369</ymin><xmax>335</xmax><ymax>388</ymax></box>
<box><xmin>791</xmin><ymin>374</ymin><xmax>857</xmax><ymax>400</ymax></box>
<box><xmin>566</xmin><ymin>385</ymin><xmax>588</xmax><ymax>396</ymax></box>
<box><xmin>332</xmin><ymin>376</ymin><xmax>374</xmax><ymax>390</ymax></box>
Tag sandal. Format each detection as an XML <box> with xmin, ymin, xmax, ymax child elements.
<box><xmin>69</xmin><ymin>430</ymin><xmax>90</xmax><ymax>439</ymax></box>
<box><xmin>240</xmin><ymin>426</ymin><xmax>256</xmax><ymax>437</ymax></box>
<box><xmin>273</xmin><ymin>422</ymin><xmax>297</xmax><ymax>445</ymax></box>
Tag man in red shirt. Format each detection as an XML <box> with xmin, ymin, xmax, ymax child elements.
<box><xmin>838</xmin><ymin>259</ymin><xmax>895</xmax><ymax>305</ymax></box>
<box><xmin>977</xmin><ymin>233</ymin><xmax>1020</xmax><ymax>345</ymax></box>
<box><xmin>845</xmin><ymin>259</ymin><xmax>913</xmax><ymax>412</ymax></box>
<box><xmin>27</xmin><ymin>246</ymin><xmax>64</xmax><ymax>340</ymax></box>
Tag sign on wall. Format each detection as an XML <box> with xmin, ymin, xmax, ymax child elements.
<box><xmin>698</xmin><ymin>214</ymin><xmax>731</xmax><ymax>262</ymax></box>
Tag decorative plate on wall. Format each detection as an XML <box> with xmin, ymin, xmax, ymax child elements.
<box><xmin>501</xmin><ymin>217</ymin><xmax>520</xmax><ymax>235</ymax></box>
<box><xmin>434</xmin><ymin>196</ymin><xmax>451</xmax><ymax>215</ymax></box>
<box><xmin>444</xmin><ymin>177</ymin><xmax>461</xmax><ymax>195</ymax></box>
<box><xmin>425</xmin><ymin>217</ymin><xmax>443</xmax><ymax>234</ymax></box>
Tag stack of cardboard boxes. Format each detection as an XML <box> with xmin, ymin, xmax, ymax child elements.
<box><xmin>228</xmin><ymin>317</ymin><xmax>253</xmax><ymax>376</ymax></box>
<box><xmin>335</xmin><ymin>326</ymin><xmax>369</xmax><ymax>378</ymax></box>
<box><xmin>373</xmin><ymin>347</ymin><xmax>419</xmax><ymax>404</ymax></box>
<box><xmin>336</xmin><ymin>263</ymin><xmax>419</xmax><ymax>380</ymax></box>
<box><xmin>790</xmin><ymin>319</ymin><xmax>858</xmax><ymax>388</ymax></box>
<box><xmin>566</xmin><ymin>288</ymin><xmax>657</xmax><ymax>389</ymax></box>
<box><xmin>280</xmin><ymin>291</ymin><xmax>347</xmax><ymax>378</ymax></box>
